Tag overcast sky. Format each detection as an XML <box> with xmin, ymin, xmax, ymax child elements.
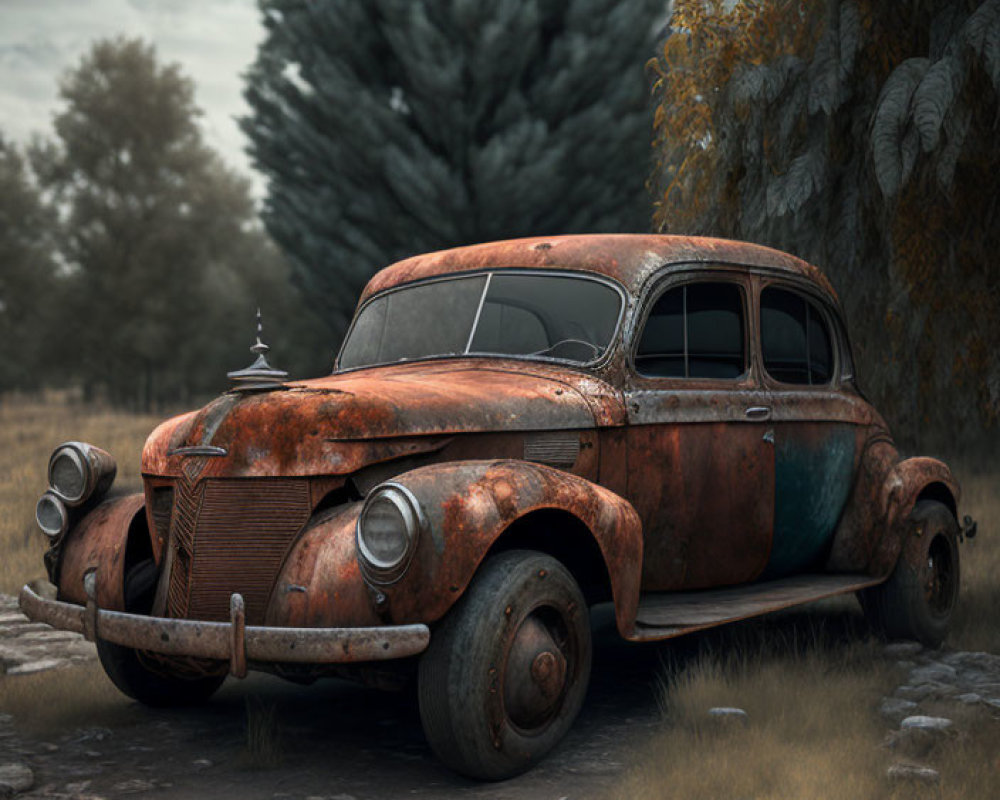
<box><xmin>0</xmin><ymin>0</ymin><xmax>265</xmax><ymax>193</ymax></box>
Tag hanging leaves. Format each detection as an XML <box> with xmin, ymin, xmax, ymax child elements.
<box><xmin>650</xmin><ymin>0</ymin><xmax>1000</xmax><ymax>451</ymax></box>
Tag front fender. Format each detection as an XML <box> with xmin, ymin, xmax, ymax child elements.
<box><xmin>376</xmin><ymin>459</ymin><xmax>644</xmax><ymax>636</ymax></box>
<box><xmin>265</xmin><ymin>501</ymin><xmax>382</xmax><ymax>629</ymax></box>
<box><xmin>56</xmin><ymin>493</ymin><xmax>145</xmax><ymax>610</ymax></box>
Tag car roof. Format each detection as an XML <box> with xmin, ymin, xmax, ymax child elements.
<box><xmin>361</xmin><ymin>234</ymin><xmax>839</xmax><ymax>304</ymax></box>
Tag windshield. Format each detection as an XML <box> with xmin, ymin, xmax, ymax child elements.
<box><xmin>338</xmin><ymin>272</ymin><xmax>623</xmax><ymax>370</ymax></box>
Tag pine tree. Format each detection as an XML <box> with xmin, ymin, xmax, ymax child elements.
<box><xmin>650</xmin><ymin>0</ymin><xmax>1000</xmax><ymax>452</ymax></box>
<box><xmin>242</xmin><ymin>0</ymin><xmax>663</xmax><ymax>339</ymax></box>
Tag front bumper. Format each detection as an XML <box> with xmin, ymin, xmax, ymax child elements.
<box><xmin>19</xmin><ymin>581</ymin><xmax>430</xmax><ymax>678</ymax></box>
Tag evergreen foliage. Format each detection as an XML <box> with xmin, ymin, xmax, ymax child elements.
<box><xmin>242</xmin><ymin>0</ymin><xmax>663</xmax><ymax>340</ymax></box>
<box><xmin>651</xmin><ymin>0</ymin><xmax>1000</xmax><ymax>451</ymax></box>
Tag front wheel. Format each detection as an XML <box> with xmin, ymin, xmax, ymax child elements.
<box><xmin>96</xmin><ymin>559</ymin><xmax>225</xmax><ymax>707</ymax></box>
<box><xmin>418</xmin><ymin>550</ymin><xmax>592</xmax><ymax>780</ymax></box>
<box><xmin>859</xmin><ymin>499</ymin><xmax>960</xmax><ymax>648</ymax></box>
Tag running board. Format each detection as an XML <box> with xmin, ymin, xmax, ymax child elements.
<box><xmin>628</xmin><ymin>573</ymin><xmax>885</xmax><ymax>642</ymax></box>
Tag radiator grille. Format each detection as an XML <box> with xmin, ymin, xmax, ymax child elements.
<box><xmin>183</xmin><ymin>479</ymin><xmax>312</xmax><ymax>624</ymax></box>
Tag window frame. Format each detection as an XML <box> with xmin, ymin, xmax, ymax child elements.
<box><xmin>628</xmin><ymin>272</ymin><xmax>752</xmax><ymax>385</ymax></box>
<box><xmin>757</xmin><ymin>280</ymin><xmax>841</xmax><ymax>389</ymax></box>
<box><xmin>333</xmin><ymin>267</ymin><xmax>628</xmax><ymax>374</ymax></box>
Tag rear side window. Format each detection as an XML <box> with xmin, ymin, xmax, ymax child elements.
<box><xmin>760</xmin><ymin>286</ymin><xmax>833</xmax><ymax>385</ymax></box>
<box><xmin>636</xmin><ymin>282</ymin><xmax>745</xmax><ymax>379</ymax></box>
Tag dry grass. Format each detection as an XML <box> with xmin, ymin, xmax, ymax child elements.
<box><xmin>243</xmin><ymin>694</ymin><xmax>284</xmax><ymax>769</ymax></box>
<box><xmin>615</xmin><ymin>631</ymin><xmax>1000</xmax><ymax>800</ymax></box>
<box><xmin>617</xmin><ymin>637</ymin><xmax>892</xmax><ymax>800</ymax></box>
<box><xmin>948</xmin><ymin>468</ymin><xmax>1000</xmax><ymax>653</ymax></box>
<box><xmin>0</xmin><ymin>391</ymin><xmax>162</xmax><ymax>594</ymax></box>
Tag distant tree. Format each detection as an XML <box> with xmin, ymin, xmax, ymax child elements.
<box><xmin>31</xmin><ymin>37</ymin><xmax>327</xmax><ymax>408</ymax></box>
<box><xmin>650</xmin><ymin>0</ymin><xmax>1000</xmax><ymax>452</ymax></box>
<box><xmin>242</xmin><ymin>0</ymin><xmax>663</xmax><ymax>340</ymax></box>
<box><xmin>0</xmin><ymin>133</ymin><xmax>58</xmax><ymax>391</ymax></box>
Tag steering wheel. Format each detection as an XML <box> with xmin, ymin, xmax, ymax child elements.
<box><xmin>531</xmin><ymin>339</ymin><xmax>601</xmax><ymax>360</ymax></box>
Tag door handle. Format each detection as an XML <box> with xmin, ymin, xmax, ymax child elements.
<box><xmin>745</xmin><ymin>406</ymin><xmax>772</xmax><ymax>420</ymax></box>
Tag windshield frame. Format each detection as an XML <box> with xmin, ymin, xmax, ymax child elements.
<box><xmin>333</xmin><ymin>268</ymin><xmax>628</xmax><ymax>374</ymax></box>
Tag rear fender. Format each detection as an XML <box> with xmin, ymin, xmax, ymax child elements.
<box><xmin>57</xmin><ymin>493</ymin><xmax>146</xmax><ymax>610</ymax></box>
<box><xmin>869</xmin><ymin>456</ymin><xmax>960</xmax><ymax>576</ymax></box>
<box><xmin>378</xmin><ymin>460</ymin><xmax>643</xmax><ymax>636</ymax></box>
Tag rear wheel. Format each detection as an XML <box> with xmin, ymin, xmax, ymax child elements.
<box><xmin>96</xmin><ymin>559</ymin><xmax>225</xmax><ymax>707</ymax></box>
<box><xmin>418</xmin><ymin>550</ymin><xmax>591</xmax><ymax>780</ymax></box>
<box><xmin>860</xmin><ymin>499</ymin><xmax>960</xmax><ymax>648</ymax></box>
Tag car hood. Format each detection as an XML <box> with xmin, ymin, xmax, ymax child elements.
<box><xmin>142</xmin><ymin>359</ymin><xmax>623</xmax><ymax>478</ymax></box>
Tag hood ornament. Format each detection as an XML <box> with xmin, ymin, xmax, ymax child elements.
<box><xmin>227</xmin><ymin>309</ymin><xmax>289</xmax><ymax>392</ymax></box>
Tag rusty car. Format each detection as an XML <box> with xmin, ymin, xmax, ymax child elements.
<box><xmin>21</xmin><ymin>234</ymin><xmax>974</xmax><ymax>779</ymax></box>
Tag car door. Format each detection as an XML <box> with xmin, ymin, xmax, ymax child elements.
<box><xmin>624</xmin><ymin>269</ymin><xmax>775</xmax><ymax>592</ymax></box>
<box><xmin>755</xmin><ymin>278</ymin><xmax>868</xmax><ymax>579</ymax></box>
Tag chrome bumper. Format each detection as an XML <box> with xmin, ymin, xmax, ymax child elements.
<box><xmin>18</xmin><ymin>582</ymin><xmax>430</xmax><ymax>678</ymax></box>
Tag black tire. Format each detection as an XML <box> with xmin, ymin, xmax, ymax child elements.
<box><xmin>860</xmin><ymin>499</ymin><xmax>960</xmax><ymax>648</ymax></box>
<box><xmin>96</xmin><ymin>559</ymin><xmax>225</xmax><ymax>707</ymax></box>
<box><xmin>418</xmin><ymin>550</ymin><xmax>591</xmax><ymax>780</ymax></box>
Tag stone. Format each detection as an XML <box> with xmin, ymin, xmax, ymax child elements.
<box><xmin>984</xmin><ymin>698</ymin><xmax>1000</xmax><ymax>711</ymax></box>
<box><xmin>880</xmin><ymin>697</ymin><xmax>919</xmax><ymax>721</ymax></box>
<box><xmin>887</xmin><ymin>763</ymin><xmax>940</xmax><ymax>783</ymax></box>
<box><xmin>112</xmin><ymin>778</ymin><xmax>157</xmax><ymax>794</ymax></box>
<box><xmin>884</xmin><ymin>642</ymin><xmax>923</xmax><ymax>658</ymax></box>
<box><xmin>192</xmin><ymin>758</ymin><xmax>213</xmax><ymax>768</ymax></box>
<box><xmin>0</xmin><ymin>763</ymin><xmax>34</xmax><ymax>793</ymax></box>
<box><xmin>7</xmin><ymin>658</ymin><xmax>66</xmax><ymax>675</ymax></box>
<box><xmin>901</xmin><ymin>715</ymin><xmax>954</xmax><ymax>732</ymax></box>
<box><xmin>707</xmin><ymin>707</ymin><xmax>749</xmax><ymax>725</ymax></box>
<box><xmin>956</xmin><ymin>692</ymin><xmax>982</xmax><ymax>704</ymax></box>
<box><xmin>910</xmin><ymin>663</ymin><xmax>958</xmax><ymax>683</ymax></box>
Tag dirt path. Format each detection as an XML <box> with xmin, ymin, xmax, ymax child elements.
<box><xmin>0</xmin><ymin>598</ymin><xmax>663</xmax><ymax>800</ymax></box>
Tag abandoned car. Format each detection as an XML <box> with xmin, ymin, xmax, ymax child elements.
<box><xmin>22</xmin><ymin>234</ymin><xmax>971</xmax><ymax>779</ymax></box>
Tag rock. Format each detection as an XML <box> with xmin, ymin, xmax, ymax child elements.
<box><xmin>0</xmin><ymin>763</ymin><xmax>34</xmax><ymax>794</ymax></box>
<box><xmin>707</xmin><ymin>707</ymin><xmax>749</xmax><ymax>725</ymax></box>
<box><xmin>956</xmin><ymin>692</ymin><xmax>982</xmax><ymax>704</ymax></box>
<box><xmin>880</xmin><ymin>697</ymin><xmax>919</xmax><ymax>722</ymax></box>
<box><xmin>910</xmin><ymin>663</ymin><xmax>958</xmax><ymax>683</ymax></box>
<box><xmin>895</xmin><ymin>684</ymin><xmax>936</xmax><ymax>701</ymax></box>
<box><xmin>192</xmin><ymin>758</ymin><xmax>213</xmax><ymax>769</ymax></box>
<box><xmin>901</xmin><ymin>715</ymin><xmax>953</xmax><ymax>732</ymax></box>
<box><xmin>887</xmin><ymin>763</ymin><xmax>940</xmax><ymax>783</ymax></box>
<box><xmin>7</xmin><ymin>658</ymin><xmax>66</xmax><ymax>675</ymax></box>
<box><xmin>884</xmin><ymin>642</ymin><xmax>923</xmax><ymax>658</ymax></box>
<box><xmin>112</xmin><ymin>778</ymin><xmax>157</xmax><ymax>794</ymax></box>
<box><xmin>984</xmin><ymin>698</ymin><xmax>1000</xmax><ymax>711</ymax></box>
<box><xmin>65</xmin><ymin>780</ymin><xmax>92</xmax><ymax>794</ymax></box>
<box><xmin>886</xmin><ymin>717</ymin><xmax>955</xmax><ymax>758</ymax></box>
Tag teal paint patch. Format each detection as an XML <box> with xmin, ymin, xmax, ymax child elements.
<box><xmin>763</xmin><ymin>425</ymin><xmax>855</xmax><ymax>578</ymax></box>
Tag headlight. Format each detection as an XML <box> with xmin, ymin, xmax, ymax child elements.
<box><xmin>35</xmin><ymin>491</ymin><xmax>69</xmax><ymax>540</ymax></box>
<box><xmin>47</xmin><ymin>442</ymin><xmax>116</xmax><ymax>506</ymax></box>
<box><xmin>356</xmin><ymin>483</ymin><xmax>423</xmax><ymax>583</ymax></box>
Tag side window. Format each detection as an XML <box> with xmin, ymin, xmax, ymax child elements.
<box><xmin>636</xmin><ymin>282</ymin><xmax>745</xmax><ymax>379</ymax></box>
<box><xmin>760</xmin><ymin>286</ymin><xmax>833</xmax><ymax>385</ymax></box>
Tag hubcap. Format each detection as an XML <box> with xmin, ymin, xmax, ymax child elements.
<box><xmin>503</xmin><ymin>610</ymin><xmax>570</xmax><ymax>730</ymax></box>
